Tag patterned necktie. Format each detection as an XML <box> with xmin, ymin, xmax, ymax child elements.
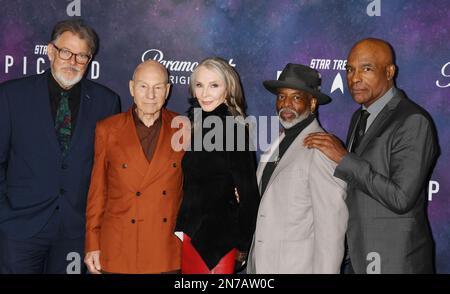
<box><xmin>55</xmin><ymin>91</ymin><xmax>71</xmax><ymax>156</ymax></box>
<box><xmin>350</xmin><ymin>109</ymin><xmax>370</xmax><ymax>152</ymax></box>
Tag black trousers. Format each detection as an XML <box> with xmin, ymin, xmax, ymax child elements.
<box><xmin>0</xmin><ymin>208</ymin><xmax>86</xmax><ymax>274</ymax></box>
<box><xmin>340</xmin><ymin>237</ymin><xmax>355</xmax><ymax>274</ymax></box>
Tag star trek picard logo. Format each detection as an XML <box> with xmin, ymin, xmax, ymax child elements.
<box><xmin>2</xmin><ymin>44</ymin><xmax>100</xmax><ymax>79</ymax></box>
<box><xmin>309</xmin><ymin>58</ymin><xmax>347</xmax><ymax>94</ymax></box>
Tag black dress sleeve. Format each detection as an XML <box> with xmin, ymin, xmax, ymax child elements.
<box><xmin>228</xmin><ymin>123</ymin><xmax>260</xmax><ymax>252</ymax></box>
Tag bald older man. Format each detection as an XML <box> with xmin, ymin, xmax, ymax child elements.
<box><xmin>304</xmin><ymin>38</ymin><xmax>439</xmax><ymax>274</ymax></box>
<box><xmin>84</xmin><ymin>61</ymin><xmax>185</xmax><ymax>274</ymax></box>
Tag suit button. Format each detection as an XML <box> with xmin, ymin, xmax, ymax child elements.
<box><xmin>163</xmin><ymin>218</ymin><xmax>167</xmax><ymax>223</ymax></box>
<box><xmin>162</xmin><ymin>190</ymin><xmax>166</xmax><ymax>195</ymax></box>
<box><xmin>61</xmin><ymin>164</ymin><xmax>68</xmax><ymax>170</ymax></box>
<box><xmin>122</xmin><ymin>163</ymin><xmax>128</xmax><ymax>169</ymax></box>
<box><xmin>55</xmin><ymin>206</ymin><xmax>60</xmax><ymax>210</ymax></box>
<box><xmin>131</xmin><ymin>219</ymin><xmax>136</xmax><ymax>224</ymax></box>
<box><xmin>136</xmin><ymin>191</ymin><xmax>141</xmax><ymax>197</ymax></box>
<box><xmin>172</xmin><ymin>163</ymin><xmax>177</xmax><ymax>168</ymax></box>
<box><xmin>59</xmin><ymin>188</ymin><xmax>66</xmax><ymax>195</ymax></box>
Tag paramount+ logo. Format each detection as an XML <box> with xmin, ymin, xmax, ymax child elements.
<box><xmin>141</xmin><ymin>49</ymin><xmax>236</xmax><ymax>85</ymax></box>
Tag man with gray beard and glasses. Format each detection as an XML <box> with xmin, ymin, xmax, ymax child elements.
<box><xmin>247</xmin><ymin>64</ymin><xmax>348</xmax><ymax>274</ymax></box>
<box><xmin>0</xmin><ymin>19</ymin><xmax>120</xmax><ymax>273</ymax></box>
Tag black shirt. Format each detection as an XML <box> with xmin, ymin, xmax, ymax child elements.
<box><xmin>260</xmin><ymin>114</ymin><xmax>315</xmax><ymax>196</ymax></box>
<box><xmin>48</xmin><ymin>72</ymin><xmax>81</xmax><ymax>135</ymax></box>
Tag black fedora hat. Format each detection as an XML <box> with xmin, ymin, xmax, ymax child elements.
<box><xmin>263</xmin><ymin>63</ymin><xmax>332</xmax><ymax>105</ymax></box>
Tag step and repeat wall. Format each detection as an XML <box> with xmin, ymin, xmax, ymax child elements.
<box><xmin>1</xmin><ymin>0</ymin><xmax>449</xmax><ymax>273</ymax></box>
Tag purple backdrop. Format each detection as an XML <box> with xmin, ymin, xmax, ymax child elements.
<box><xmin>0</xmin><ymin>0</ymin><xmax>449</xmax><ymax>273</ymax></box>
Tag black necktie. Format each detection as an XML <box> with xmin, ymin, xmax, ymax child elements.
<box><xmin>350</xmin><ymin>109</ymin><xmax>370</xmax><ymax>152</ymax></box>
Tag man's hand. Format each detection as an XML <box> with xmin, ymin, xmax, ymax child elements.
<box><xmin>84</xmin><ymin>250</ymin><xmax>102</xmax><ymax>274</ymax></box>
<box><xmin>303</xmin><ymin>132</ymin><xmax>348</xmax><ymax>163</ymax></box>
<box><xmin>234</xmin><ymin>250</ymin><xmax>248</xmax><ymax>273</ymax></box>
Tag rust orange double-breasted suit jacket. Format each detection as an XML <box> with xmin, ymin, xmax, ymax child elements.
<box><xmin>85</xmin><ymin>107</ymin><xmax>185</xmax><ymax>273</ymax></box>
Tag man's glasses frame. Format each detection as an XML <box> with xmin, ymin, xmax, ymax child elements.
<box><xmin>51</xmin><ymin>43</ymin><xmax>91</xmax><ymax>65</ymax></box>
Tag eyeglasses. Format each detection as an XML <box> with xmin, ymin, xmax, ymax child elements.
<box><xmin>51</xmin><ymin>43</ymin><xmax>91</xmax><ymax>65</ymax></box>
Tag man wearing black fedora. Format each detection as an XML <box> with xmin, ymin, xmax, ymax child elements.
<box><xmin>247</xmin><ymin>63</ymin><xmax>348</xmax><ymax>273</ymax></box>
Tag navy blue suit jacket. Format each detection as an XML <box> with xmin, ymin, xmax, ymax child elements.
<box><xmin>0</xmin><ymin>71</ymin><xmax>121</xmax><ymax>239</ymax></box>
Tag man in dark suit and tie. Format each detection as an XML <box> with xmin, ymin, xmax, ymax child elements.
<box><xmin>0</xmin><ymin>19</ymin><xmax>121</xmax><ymax>273</ymax></box>
<box><xmin>304</xmin><ymin>38</ymin><xmax>439</xmax><ymax>274</ymax></box>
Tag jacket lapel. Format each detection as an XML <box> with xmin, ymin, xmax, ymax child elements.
<box><xmin>66</xmin><ymin>80</ymin><xmax>92</xmax><ymax>157</ymax></box>
<box><xmin>346</xmin><ymin>109</ymin><xmax>360</xmax><ymax>150</ymax></box>
<box><xmin>35</xmin><ymin>72</ymin><xmax>60</xmax><ymax>154</ymax></box>
<box><xmin>140</xmin><ymin>109</ymin><xmax>172</xmax><ymax>186</ymax></box>
<box><xmin>259</xmin><ymin>119</ymin><xmax>321</xmax><ymax>196</ymax></box>
<box><xmin>355</xmin><ymin>92</ymin><xmax>402</xmax><ymax>154</ymax></box>
<box><xmin>116</xmin><ymin>108</ymin><xmax>149</xmax><ymax>177</ymax></box>
<box><xmin>256</xmin><ymin>132</ymin><xmax>284</xmax><ymax>194</ymax></box>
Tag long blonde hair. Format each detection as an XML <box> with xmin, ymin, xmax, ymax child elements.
<box><xmin>190</xmin><ymin>57</ymin><xmax>246</xmax><ymax>117</ymax></box>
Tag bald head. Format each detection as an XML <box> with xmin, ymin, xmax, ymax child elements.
<box><xmin>132</xmin><ymin>60</ymin><xmax>168</xmax><ymax>83</ymax></box>
<box><xmin>129</xmin><ymin>60</ymin><xmax>171</xmax><ymax>117</ymax></box>
<box><xmin>346</xmin><ymin>38</ymin><xmax>396</xmax><ymax>107</ymax></box>
<box><xmin>349</xmin><ymin>38</ymin><xmax>394</xmax><ymax>65</ymax></box>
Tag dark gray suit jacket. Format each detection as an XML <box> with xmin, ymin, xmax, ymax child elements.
<box><xmin>334</xmin><ymin>89</ymin><xmax>439</xmax><ymax>274</ymax></box>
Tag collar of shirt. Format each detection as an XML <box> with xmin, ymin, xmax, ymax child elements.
<box><xmin>132</xmin><ymin>104</ymin><xmax>162</xmax><ymax>130</ymax></box>
<box><xmin>131</xmin><ymin>104</ymin><xmax>163</xmax><ymax>163</ymax></box>
<box><xmin>362</xmin><ymin>86</ymin><xmax>396</xmax><ymax>131</ymax></box>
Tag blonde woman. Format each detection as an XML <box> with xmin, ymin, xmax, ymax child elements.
<box><xmin>175</xmin><ymin>57</ymin><xmax>259</xmax><ymax>274</ymax></box>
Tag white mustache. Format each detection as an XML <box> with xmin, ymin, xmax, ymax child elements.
<box><xmin>61</xmin><ymin>66</ymin><xmax>80</xmax><ymax>73</ymax></box>
<box><xmin>278</xmin><ymin>108</ymin><xmax>299</xmax><ymax>118</ymax></box>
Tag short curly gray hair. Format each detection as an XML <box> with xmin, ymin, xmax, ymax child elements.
<box><xmin>51</xmin><ymin>19</ymin><xmax>98</xmax><ymax>55</ymax></box>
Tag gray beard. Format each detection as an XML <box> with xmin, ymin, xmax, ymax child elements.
<box><xmin>278</xmin><ymin>109</ymin><xmax>311</xmax><ymax>129</ymax></box>
<box><xmin>53</xmin><ymin>69</ymin><xmax>83</xmax><ymax>89</ymax></box>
